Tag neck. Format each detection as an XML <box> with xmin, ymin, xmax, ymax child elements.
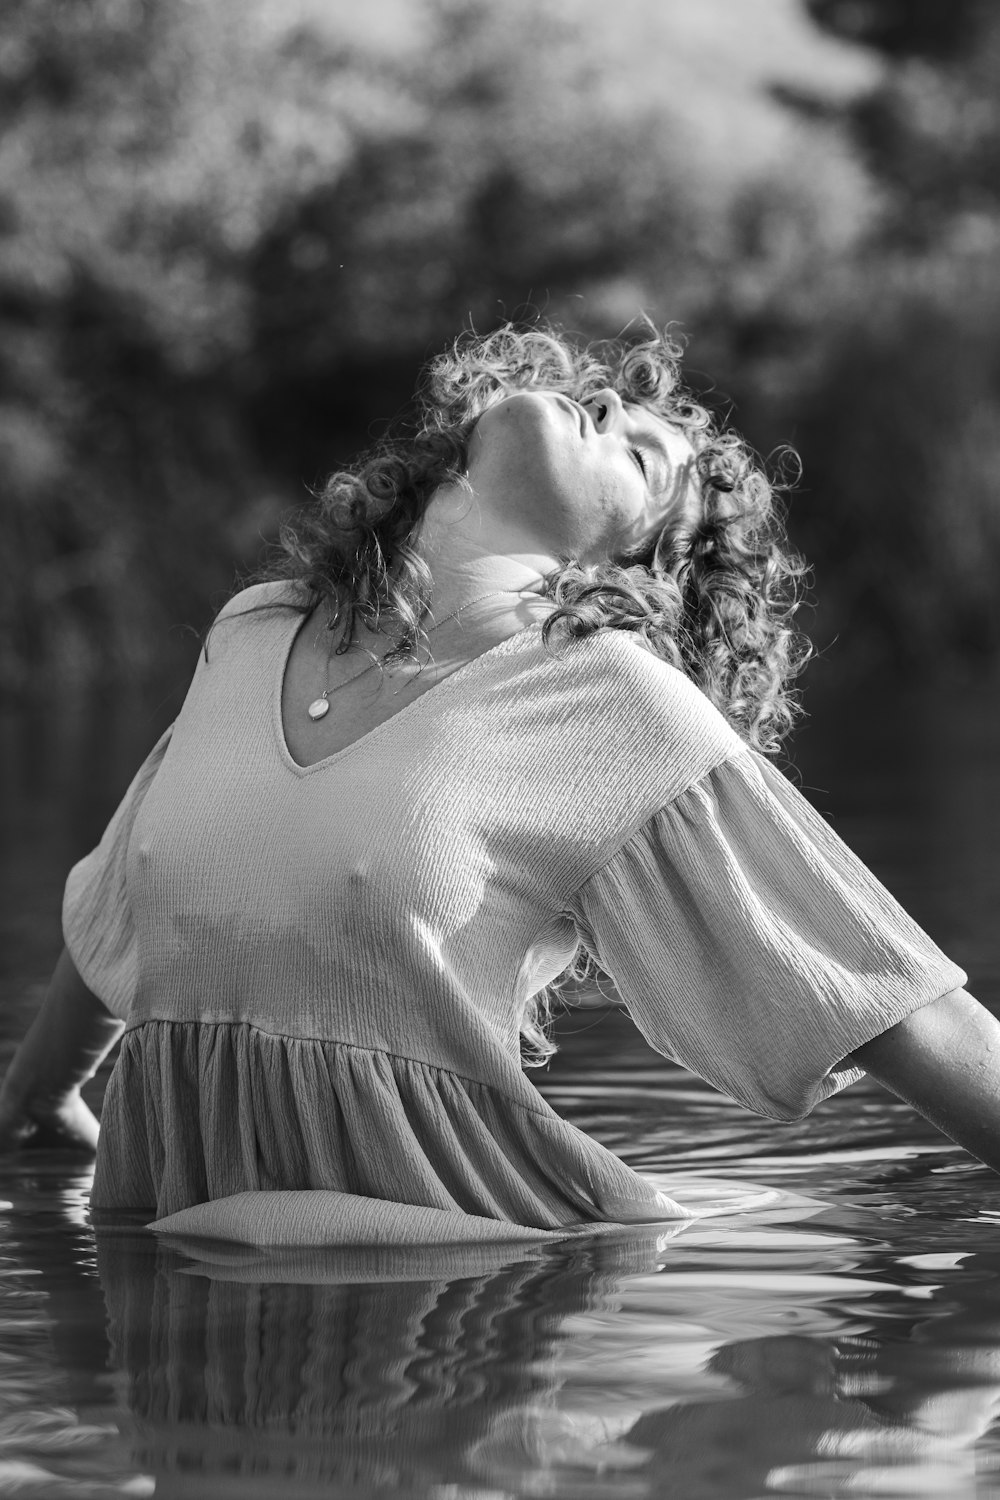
<box><xmin>417</xmin><ymin>484</ymin><xmax>557</xmax><ymax>621</ymax></box>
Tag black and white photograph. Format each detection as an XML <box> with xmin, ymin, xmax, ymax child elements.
<box><xmin>2</xmin><ymin>1</ymin><xmax>1000</xmax><ymax>1496</ymax></box>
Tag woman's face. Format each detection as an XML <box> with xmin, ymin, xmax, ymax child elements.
<box><xmin>466</xmin><ymin>387</ymin><xmax>700</xmax><ymax>564</ymax></box>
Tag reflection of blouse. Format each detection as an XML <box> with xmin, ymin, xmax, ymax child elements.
<box><xmin>65</xmin><ymin>582</ymin><xmax>964</xmax><ymax>1231</ymax></box>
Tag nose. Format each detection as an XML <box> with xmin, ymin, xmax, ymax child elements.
<box><xmin>583</xmin><ymin>389</ymin><xmax>624</xmax><ymax>432</ymax></box>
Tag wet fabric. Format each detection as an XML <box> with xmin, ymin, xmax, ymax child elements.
<box><xmin>64</xmin><ymin>583</ymin><xmax>965</xmax><ymax>1242</ymax></box>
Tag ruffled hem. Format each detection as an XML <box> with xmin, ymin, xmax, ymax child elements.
<box><xmin>92</xmin><ymin>1020</ymin><xmax>673</xmax><ymax>1229</ymax></box>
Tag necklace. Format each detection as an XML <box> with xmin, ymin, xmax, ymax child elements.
<box><xmin>306</xmin><ymin>587</ymin><xmax>542</xmax><ymax>721</ymax></box>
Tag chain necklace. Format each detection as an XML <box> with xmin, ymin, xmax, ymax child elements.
<box><xmin>306</xmin><ymin>587</ymin><xmax>543</xmax><ymax>722</ymax></box>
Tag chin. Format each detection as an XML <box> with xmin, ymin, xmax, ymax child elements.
<box><xmin>476</xmin><ymin>393</ymin><xmax>574</xmax><ymax>469</ymax></box>
<box><xmin>487</xmin><ymin>390</ymin><xmax>564</xmax><ymax>429</ymax></box>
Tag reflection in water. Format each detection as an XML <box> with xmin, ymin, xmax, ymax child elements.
<box><xmin>77</xmin><ymin>1216</ymin><xmax>1000</xmax><ymax>1499</ymax></box>
<box><xmin>0</xmin><ymin>1101</ymin><xmax>999</xmax><ymax>1495</ymax></box>
<box><xmin>99</xmin><ymin>1231</ymin><xmax>625</xmax><ymax>1497</ymax></box>
<box><xmin>624</xmin><ymin>1317</ymin><xmax>1000</xmax><ymax>1500</ymax></box>
<box><xmin>0</xmin><ymin>1206</ymin><xmax>953</xmax><ymax>1500</ymax></box>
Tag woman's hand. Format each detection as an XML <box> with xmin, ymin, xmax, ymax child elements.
<box><xmin>0</xmin><ymin>1085</ymin><xmax>100</xmax><ymax>1153</ymax></box>
<box><xmin>850</xmin><ymin>988</ymin><xmax>1000</xmax><ymax>1173</ymax></box>
<box><xmin>0</xmin><ymin>948</ymin><xmax>122</xmax><ymax>1157</ymax></box>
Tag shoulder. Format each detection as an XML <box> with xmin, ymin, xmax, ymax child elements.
<box><xmin>206</xmin><ymin>580</ymin><xmax>304</xmax><ymax>652</ymax></box>
<box><xmin>214</xmin><ymin>579</ymin><xmax>303</xmax><ymax>625</ymax></box>
<box><xmin>573</xmin><ymin>627</ymin><xmax>697</xmax><ymax>696</ymax></box>
<box><xmin>553</xmin><ymin>627</ymin><xmax>742</xmax><ymax>752</ymax></box>
<box><xmin>504</xmin><ymin>626</ymin><xmax>744</xmax><ymax>810</ymax></box>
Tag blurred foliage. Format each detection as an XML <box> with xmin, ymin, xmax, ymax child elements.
<box><xmin>780</xmin><ymin>0</ymin><xmax>1000</xmax><ymax>670</ymax></box>
<box><xmin>806</xmin><ymin>0</ymin><xmax>990</xmax><ymax>60</ymax></box>
<box><xmin>1</xmin><ymin>0</ymin><xmax>999</xmax><ymax>686</ymax></box>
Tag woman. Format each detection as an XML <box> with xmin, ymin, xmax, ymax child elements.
<box><xmin>1</xmin><ymin>323</ymin><xmax>997</xmax><ymax>1245</ymax></box>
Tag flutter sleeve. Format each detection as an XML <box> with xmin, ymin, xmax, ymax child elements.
<box><xmin>62</xmin><ymin>724</ymin><xmax>173</xmax><ymax>1021</ymax></box>
<box><xmin>565</xmin><ymin>748</ymin><xmax>967</xmax><ymax>1121</ymax></box>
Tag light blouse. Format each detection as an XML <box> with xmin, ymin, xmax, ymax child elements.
<box><xmin>64</xmin><ymin>583</ymin><xmax>964</xmax><ymax>1244</ymax></box>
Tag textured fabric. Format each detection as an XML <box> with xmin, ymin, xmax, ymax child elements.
<box><xmin>63</xmin><ymin>582</ymin><xmax>966</xmax><ymax>1242</ymax></box>
<box><xmin>566</xmin><ymin>751</ymin><xmax>968</xmax><ymax>1120</ymax></box>
<box><xmin>95</xmin><ymin>1021</ymin><xmax>685</xmax><ymax>1226</ymax></box>
<box><xmin>148</xmin><ymin>1178</ymin><xmax>782</xmax><ymax>1255</ymax></box>
<box><xmin>151</xmin><ymin>1189</ymin><xmax>567</xmax><ymax>1246</ymax></box>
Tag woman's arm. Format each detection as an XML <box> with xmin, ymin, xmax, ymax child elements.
<box><xmin>850</xmin><ymin>988</ymin><xmax>1000</xmax><ymax>1173</ymax></box>
<box><xmin>0</xmin><ymin>948</ymin><xmax>123</xmax><ymax>1152</ymax></box>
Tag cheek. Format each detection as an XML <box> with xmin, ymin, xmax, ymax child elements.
<box><xmin>573</xmin><ymin>477</ymin><xmax>645</xmax><ymax>562</ymax></box>
<box><xmin>601</xmin><ymin>464</ymin><xmax>647</xmax><ymax>524</ymax></box>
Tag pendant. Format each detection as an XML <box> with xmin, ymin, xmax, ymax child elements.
<box><xmin>307</xmin><ymin>694</ymin><xmax>330</xmax><ymax>721</ymax></box>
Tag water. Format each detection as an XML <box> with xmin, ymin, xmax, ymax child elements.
<box><xmin>2</xmin><ymin>673</ymin><xmax>1000</xmax><ymax>1499</ymax></box>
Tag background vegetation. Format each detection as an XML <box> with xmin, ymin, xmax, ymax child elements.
<box><xmin>2</xmin><ymin>0</ymin><xmax>999</xmax><ymax>687</ymax></box>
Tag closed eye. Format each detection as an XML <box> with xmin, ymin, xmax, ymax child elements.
<box><xmin>629</xmin><ymin>446</ymin><xmax>648</xmax><ymax>480</ymax></box>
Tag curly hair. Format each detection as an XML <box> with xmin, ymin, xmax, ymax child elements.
<box><xmin>265</xmin><ymin>322</ymin><xmax>809</xmax><ymax>746</ymax></box>
<box><xmin>259</xmin><ymin>321</ymin><xmax>811</xmax><ymax>1063</ymax></box>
